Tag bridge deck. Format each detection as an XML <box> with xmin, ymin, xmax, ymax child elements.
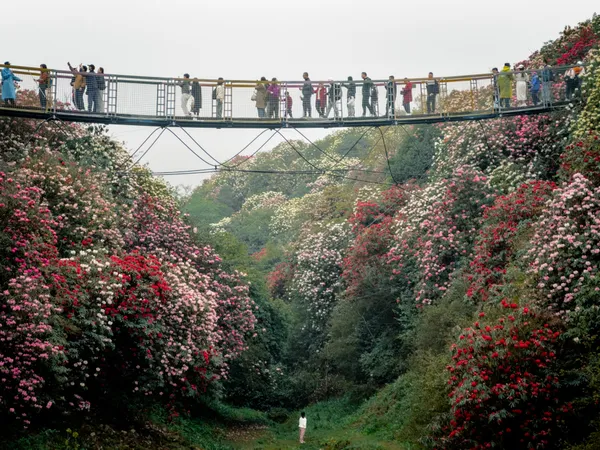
<box><xmin>0</xmin><ymin>104</ymin><xmax>568</xmax><ymax>129</ymax></box>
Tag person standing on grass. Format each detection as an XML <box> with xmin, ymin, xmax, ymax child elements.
<box><xmin>299</xmin><ymin>411</ymin><xmax>307</xmax><ymax>444</ymax></box>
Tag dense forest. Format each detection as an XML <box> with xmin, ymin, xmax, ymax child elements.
<box><xmin>2</xmin><ymin>14</ymin><xmax>600</xmax><ymax>450</ymax></box>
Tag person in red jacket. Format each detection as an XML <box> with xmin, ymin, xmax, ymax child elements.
<box><xmin>401</xmin><ymin>78</ymin><xmax>413</xmax><ymax>115</ymax></box>
<box><xmin>315</xmin><ymin>82</ymin><xmax>327</xmax><ymax>118</ymax></box>
<box><xmin>285</xmin><ymin>91</ymin><xmax>293</xmax><ymax>118</ymax></box>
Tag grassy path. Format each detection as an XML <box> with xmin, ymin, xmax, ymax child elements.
<box><xmin>221</xmin><ymin>398</ymin><xmax>415</xmax><ymax>450</ymax></box>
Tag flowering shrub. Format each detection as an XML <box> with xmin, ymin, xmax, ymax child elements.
<box><xmin>432</xmin><ymin>114</ymin><xmax>568</xmax><ymax>181</ymax></box>
<box><xmin>573</xmin><ymin>49</ymin><xmax>600</xmax><ymax>138</ymax></box>
<box><xmin>343</xmin><ymin>186</ymin><xmax>408</xmax><ymax>299</ymax></box>
<box><xmin>527</xmin><ymin>174</ymin><xmax>600</xmax><ymax>316</ymax></box>
<box><xmin>388</xmin><ymin>166</ymin><xmax>494</xmax><ymax>305</ymax></box>
<box><xmin>466</xmin><ymin>181</ymin><xmax>556</xmax><ymax>303</ymax></box>
<box><xmin>290</xmin><ymin>222</ymin><xmax>350</xmax><ymax>334</ymax></box>
<box><xmin>0</xmin><ymin>118</ymin><xmax>257</xmax><ymax>426</ymax></box>
<box><xmin>439</xmin><ymin>304</ymin><xmax>569</xmax><ymax>449</ymax></box>
<box><xmin>560</xmin><ymin>134</ymin><xmax>600</xmax><ymax>185</ymax></box>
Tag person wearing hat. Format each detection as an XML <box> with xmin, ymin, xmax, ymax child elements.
<box><xmin>497</xmin><ymin>63</ymin><xmax>514</xmax><ymax>108</ymax></box>
<box><xmin>1</xmin><ymin>62</ymin><xmax>23</xmax><ymax>107</ymax></box>
<box><xmin>515</xmin><ymin>64</ymin><xmax>529</xmax><ymax>107</ymax></box>
<box><xmin>564</xmin><ymin>61</ymin><xmax>585</xmax><ymax>101</ymax></box>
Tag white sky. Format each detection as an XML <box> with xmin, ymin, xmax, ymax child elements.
<box><xmin>4</xmin><ymin>0</ymin><xmax>598</xmax><ymax>188</ymax></box>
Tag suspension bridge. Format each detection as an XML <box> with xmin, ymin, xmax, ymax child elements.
<box><xmin>0</xmin><ymin>64</ymin><xmax>576</xmax><ymax>129</ymax></box>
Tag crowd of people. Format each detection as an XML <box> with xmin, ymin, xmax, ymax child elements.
<box><xmin>0</xmin><ymin>62</ymin><xmax>586</xmax><ymax>118</ymax></box>
<box><xmin>492</xmin><ymin>61</ymin><xmax>585</xmax><ymax>108</ymax></box>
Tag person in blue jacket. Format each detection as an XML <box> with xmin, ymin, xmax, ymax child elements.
<box><xmin>530</xmin><ymin>71</ymin><xmax>541</xmax><ymax>106</ymax></box>
<box><xmin>2</xmin><ymin>62</ymin><xmax>22</xmax><ymax>106</ymax></box>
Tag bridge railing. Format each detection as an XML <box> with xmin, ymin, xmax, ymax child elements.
<box><xmin>0</xmin><ymin>64</ymin><xmax>584</xmax><ymax>123</ymax></box>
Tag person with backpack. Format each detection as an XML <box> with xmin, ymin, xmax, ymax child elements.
<box><xmin>401</xmin><ymin>77</ymin><xmax>413</xmax><ymax>114</ymax></box>
<box><xmin>343</xmin><ymin>76</ymin><xmax>356</xmax><ymax>117</ymax></box>
<box><xmin>325</xmin><ymin>79</ymin><xmax>342</xmax><ymax>118</ymax></box>
<box><xmin>1</xmin><ymin>62</ymin><xmax>22</xmax><ymax>107</ymax></box>
<box><xmin>426</xmin><ymin>72</ymin><xmax>439</xmax><ymax>114</ymax></box>
<box><xmin>565</xmin><ymin>61</ymin><xmax>585</xmax><ymax>101</ymax></box>
<box><xmin>36</xmin><ymin>64</ymin><xmax>51</xmax><ymax>110</ymax></box>
<box><xmin>215</xmin><ymin>77</ymin><xmax>225</xmax><ymax>119</ymax></box>
<box><xmin>300</xmin><ymin>72</ymin><xmax>314</xmax><ymax>118</ymax></box>
<box><xmin>361</xmin><ymin>72</ymin><xmax>374</xmax><ymax>117</ymax></box>
<box><xmin>540</xmin><ymin>62</ymin><xmax>554</xmax><ymax>106</ymax></box>
<box><xmin>177</xmin><ymin>73</ymin><xmax>193</xmax><ymax>116</ymax></box>
<box><xmin>530</xmin><ymin>71</ymin><xmax>541</xmax><ymax>106</ymax></box>
<box><xmin>385</xmin><ymin>75</ymin><xmax>397</xmax><ymax>117</ymax></box>
<box><xmin>267</xmin><ymin>78</ymin><xmax>281</xmax><ymax>119</ymax></box>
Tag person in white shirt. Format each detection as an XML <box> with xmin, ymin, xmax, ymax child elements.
<box><xmin>215</xmin><ymin>77</ymin><xmax>225</xmax><ymax>119</ymax></box>
<box><xmin>299</xmin><ymin>411</ymin><xmax>307</xmax><ymax>443</ymax></box>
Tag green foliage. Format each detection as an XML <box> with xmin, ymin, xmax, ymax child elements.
<box><xmin>387</xmin><ymin>125</ymin><xmax>441</xmax><ymax>184</ymax></box>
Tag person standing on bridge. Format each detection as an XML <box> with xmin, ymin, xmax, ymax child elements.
<box><xmin>301</xmin><ymin>72</ymin><xmax>314</xmax><ymax>118</ymax></box>
<box><xmin>267</xmin><ymin>78</ymin><xmax>280</xmax><ymax>119</ymax></box>
<box><xmin>36</xmin><ymin>64</ymin><xmax>51</xmax><ymax>111</ymax></box>
<box><xmin>97</xmin><ymin>67</ymin><xmax>106</xmax><ymax>113</ymax></box>
<box><xmin>361</xmin><ymin>72</ymin><xmax>374</xmax><ymax>117</ymax></box>
<box><xmin>315</xmin><ymin>82</ymin><xmax>327</xmax><ymax>118</ymax></box>
<box><xmin>385</xmin><ymin>75</ymin><xmax>397</xmax><ymax>117</ymax></box>
<box><xmin>515</xmin><ymin>64</ymin><xmax>529</xmax><ymax>107</ymax></box>
<box><xmin>191</xmin><ymin>78</ymin><xmax>202</xmax><ymax>117</ymax></box>
<box><xmin>215</xmin><ymin>78</ymin><xmax>225</xmax><ymax>119</ymax></box>
<box><xmin>426</xmin><ymin>72</ymin><xmax>439</xmax><ymax>114</ymax></box>
<box><xmin>344</xmin><ymin>76</ymin><xmax>356</xmax><ymax>117</ymax></box>
<box><xmin>325</xmin><ymin>79</ymin><xmax>342</xmax><ymax>119</ymax></box>
<box><xmin>177</xmin><ymin>73</ymin><xmax>192</xmax><ymax>117</ymax></box>
<box><xmin>1</xmin><ymin>62</ymin><xmax>22</xmax><ymax>107</ymax></box>
<box><xmin>254</xmin><ymin>77</ymin><xmax>268</xmax><ymax>118</ymax></box>
<box><xmin>540</xmin><ymin>61</ymin><xmax>554</xmax><ymax>106</ymax></box>
<box><xmin>401</xmin><ymin>78</ymin><xmax>413</xmax><ymax>115</ymax></box>
<box><xmin>491</xmin><ymin>68</ymin><xmax>500</xmax><ymax>110</ymax></box>
<box><xmin>285</xmin><ymin>91</ymin><xmax>293</xmax><ymax>118</ymax></box>
<box><xmin>371</xmin><ymin>83</ymin><xmax>379</xmax><ymax>116</ymax></box>
<box><xmin>86</xmin><ymin>64</ymin><xmax>99</xmax><ymax>113</ymax></box>
<box><xmin>530</xmin><ymin>71</ymin><xmax>541</xmax><ymax>106</ymax></box>
<box><xmin>498</xmin><ymin>63</ymin><xmax>513</xmax><ymax>108</ymax></box>
<box><xmin>67</xmin><ymin>63</ymin><xmax>87</xmax><ymax>111</ymax></box>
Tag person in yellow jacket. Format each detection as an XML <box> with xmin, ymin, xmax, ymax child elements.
<box><xmin>497</xmin><ymin>63</ymin><xmax>514</xmax><ymax>108</ymax></box>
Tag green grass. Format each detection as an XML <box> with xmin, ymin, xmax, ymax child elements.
<box><xmin>224</xmin><ymin>397</ymin><xmax>415</xmax><ymax>450</ymax></box>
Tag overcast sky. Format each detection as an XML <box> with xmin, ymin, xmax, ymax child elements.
<box><xmin>4</xmin><ymin>0</ymin><xmax>598</xmax><ymax>188</ymax></box>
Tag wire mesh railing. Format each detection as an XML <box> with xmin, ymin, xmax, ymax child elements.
<box><xmin>0</xmin><ymin>63</ymin><xmax>586</xmax><ymax>124</ymax></box>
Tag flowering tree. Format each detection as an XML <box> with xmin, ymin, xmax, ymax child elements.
<box><xmin>439</xmin><ymin>304</ymin><xmax>569</xmax><ymax>449</ymax></box>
